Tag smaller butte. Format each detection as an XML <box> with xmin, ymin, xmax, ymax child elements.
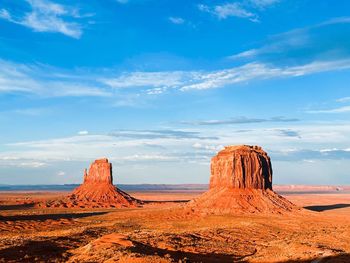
<box><xmin>42</xmin><ymin>158</ymin><xmax>141</xmax><ymax>208</ymax></box>
<box><xmin>187</xmin><ymin>145</ymin><xmax>296</xmax><ymax>214</ymax></box>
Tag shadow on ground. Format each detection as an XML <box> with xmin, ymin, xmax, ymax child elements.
<box><xmin>304</xmin><ymin>203</ymin><xmax>350</xmax><ymax>212</ymax></box>
<box><xmin>0</xmin><ymin>227</ymin><xmax>109</xmax><ymax>263</ymax></box>
<box><xmin>281</xmin><ymin>253</ymin><xmax>350</xmax><ymax>263</ymax></box>
<box><xmin>0</xmin><ymin>240</ymin><xmax>68</xmax><ymax>263</ymax></box>
<box><xmin>0</xmin><ymin>235</ymin><xmax>348</xmax><ymax>263</ymax></box>
<box><xmin>130</xmin><ymin>241</ymin><xmax>254</xmax><ymax>262</ymax></box>
<box><xmin>0</xmin><ymin>203</ymin><xmax>35</xmax><ymax>210</ymax></box>
<box><xmin>0</xmin><ymin>211</ymin><xmax>108</xmax><ymax>221</ymax></box>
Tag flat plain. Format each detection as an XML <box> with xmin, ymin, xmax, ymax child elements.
<box><xmin>0</xmin><ymin>189</ymin><xmax>349</xmax><ymax>263</ymax></box>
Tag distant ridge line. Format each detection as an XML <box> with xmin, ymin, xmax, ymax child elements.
<box><xmin>0</xmin><ymin>184</ymin><xmax>349</xmax><ymax>192</ymax></box>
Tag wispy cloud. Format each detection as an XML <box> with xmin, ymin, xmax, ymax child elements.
<box><xmin>11</xmin><ymin>107</ymin><xmax>49</xmax><ymax>116</ymax></box>
<box><xmin>100</xmin><ymin>71</ymin><xmax>188</xmax><ymax>89</ymax></box>
<box><xmin>1</xmin><ymin>130</ymin><xmax>217</xmax><ymax>166</ymax></box>
<box><xmin>102</xmin><ymin>60</ymin><xmax>350</xmax><ymax>92</ymax></box>
<box><xmin>2</xmin><ymin>58</ymin><xmax>350</xmax><ymax>97</ymax></box>
<box><xmin>307</xmin><ymin>105</ymin><xmax>350</xmax><ymax>114</ymax></box>
<box><xmin>168</xmin><ymin>16</ymin><xmax>185</xmax><ymax>25</ymax></box>
<box><xmin>108</xmin><ymin>129</ymin><xmax>218</xmax><ymax>140</ymax></box>
<box><xmin>229</xmin><ymin>17</ymin><xmax>350</xmax><ymax>61</ymax></box>
<box><xmin>2</xmin><ymin>122</ymin><xmax>350</xmax><ymax>170</ymax></box>
<box><xmin>0</xmin><ymin>157</ymin><xmax>48</xmax><ymax>168</ymax></box>
<box><xmin>198</xmin><ymin>3</ymin><xmax>258</xmax><ymax>22</ymax></box>
<box><xmin>272</xmin><ymin>148</ymin><xmax>350</xmax><ymax>161</ymax></box>
<box><xmin>230</xmin><ymin>29</ymin><xmax>309</xmax><ymax>60</ymax></box>
<box><xmin>0</xmin><ymin>0</ymin><xmax>91</xmax><ymax>38</ymax></box>
<box><xmin>0</xmin><ymin>9</ymin><xmax>11</xmax><ymax>20</ymax></box>
<box><xmin>179</xmin><ymin>60</ymin><xmax>350</xmax><ymax>90</ymax></box>
<box><xmin>198</xmin><ymin>0</ymin><xmax>280</xmax><ymax>22</ymax></box>
<box><xmin>181</xmin><ymin>116</ymin><xmax>299</xmax><ymax>125</ymax></box>
<box><xmin>248</xmin><ymin>0</ymin><xmax>280</xmax><ymax>9</ymax></box>
<box><xmin>0</xmin><ymin>60</ymin><xmax>111</xmax><ymax>97</ymax></box>
<box><xmin>78</xmin><ymin>130</ymin><xmax>89</xmax><ymax>135</ymax></box>
<box><xmin>1</xmin><ymin>57</ymin><xmax>350</xmax><ymax>98</ymax></box>
<box><xmin>276</xmin><ymin>129</ymin><xmax>301</xmax><ymax>138</ymax></box>
<box><xmin>337</xmin><ymin>96</ymin><xmax>350</xmax><ymax>103</ymax></box>
<box><xmin>230</xmin><ymin>49</ymin><xmax>259</xmax><ymax>59</ymax></box>
<box><xmin>57</xmin><ymin>170</ymin><xmax>65</xmax><ymax>176</ymax></box>
<box><xmin>192</xmin><ymin>143</ymin><xmax>223</xmax><ymax>152</ymax></box>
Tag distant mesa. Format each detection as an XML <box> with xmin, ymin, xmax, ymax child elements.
<box><xmin>188</xmin><ymin>145</ymin><xmax>296</xmax><ymax>214</ymax></box>
<box><xmin>42</xmin><ymin>158</ymin><xmax>141</xmax><ymax>208</ymax></box>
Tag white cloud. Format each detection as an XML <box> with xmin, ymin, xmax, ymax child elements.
<box><xmin>198</xmin><ymin>3</ymin><xmax>258</xmax><ymax>22</ymax></box>
<box><xmin>57</xmin><ymin>170</ymin><xmax>65</xmax><ymax>176</ymax></box>
<box><xmin>0</xmin><ymin>9</ymin><xmax>11</xmax><ymax>20</ymax></box>
<box><xmin>146</xmin><ymin>87</ymin><xmax>166</xmax><ymax>95</ymax></box>
<box><xmin>215</xmin><ymin>3</ymin><xmax>257</xmax><ymax>21</ymax></box>
<box><xmin>1</xmin><ymin>120</ymin><xmax>350</xmax><ymax>184</ymax></box>
<box><xmin>101</xmin><ymin>59</ymin><xmax>350</xmax><ymax>92</ymax></box>
<box><xmin>19</xmin><ymin>161</ymin><xmax>47</xmax><ymax>168</ymax></box>
<box><xmin>229</xmin><ymin>17</ymin><xmax>350</xmax><ymax>60</ymax></box>
<box><xmin>229</xmin><ymin>49</ymin><xmax>259</xmax><ymax>59</ymax></box>
<box><xmin>229</xmin><ymin>30</ymin><xmax>309</xmax><ymax>60</ymax></box>
<box><xmin>1</xmin><ymin>58</ymin><xmax>350</xmax><ymax>98</ymax></box>
<box><xmin>12</xmin><ymin>107</ymin><xmax>48</xmax><ymax>116</ymax></box>
<box><xmin>336</xmin><ymin>97</ymin><xmax>350</xmax><ymax>103</ymax></box>
<box><xmin>2</xmin><ymin>123</ymin><xmax>350</xmax><ymax>184</ymax></box>
<box><xmin>78</xmin><ymin>130</ymin><xmax>89</xmax><ymax>135</ymax></box>
<box><xmin>307</xmin><ymin>105</ymin><xmax>350</xmax><ymax>114</ymax></box>
<box><xmin>3</xmin><ymin>122</ymin><xmax>350</xmax><ymax>165</ymax></box>
<box><xmin>248</xmin><ymin>0</ymin><xmax>279</xmax><ymax>9</ymax></box>
<box><xmin>1</xmin><ymin>132</ymin><xmax>214</xmax><ymax>165</ymax></box>
<box><xmin>0</xmin><ymin>60</ymin><xmax>111</xmax><ymax>97</ymax></box>
<box><xmin>168</xmin><ymin>17</ymin><xmax>185</xmax><ymax>25</ymax></box>
<box><xmin>192</xmin><ymin>143</ymin><xmax>223</xmax><ymax>152</ymax></box>
<box><xmin>180</xmin><ymin>59</ymin><xmax>350</xmax><ymax>90</ymax></box>
<box><xmin>183</xmin><ymin>116</ymin><xmax>299</xmax><ymax>125</ymax></box>
<box><xmin>119</xmin><ymin>154</ymin><xmax>177</xmax><ymax>161</ymax></box>
<box><xmin>0</xmin><ymin>159</ymin><xmax>48</xmax><ymax>168</ymax></box>
<box><xmin>198</xmin><ymin>0</ymin><xmax>279</xmax><ymax>22</ymax></box>
<box><xmin>0</xmin><ymin>0</ymin><xmax>88</xmax><ymax>38</ymax></box>
<box><xmin>101</xmin><ymin>71</ymin><xmax>189</xmax><ymax>89</ymax></box>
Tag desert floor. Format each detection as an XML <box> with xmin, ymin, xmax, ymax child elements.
<box><xmin>0</xmin><ymin>190</ymin><xmax>349</xmax><ymax>263</ymax></box>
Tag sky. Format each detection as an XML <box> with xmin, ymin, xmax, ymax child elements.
<box><xmin>0</xmin><ymin>0</ymin><xmax>350</xmax><ymax>185</ymax></box>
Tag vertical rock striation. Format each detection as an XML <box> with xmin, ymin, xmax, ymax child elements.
<box><xmin>209</xmin><ymin>145</ymin><xmax>272</xmax><ymax>190</ymax></box>
<box><xmin>42</xmin><ymin>158</ymin><xmax>141</xmax><ymax>208</ymax></box>
<box><xmin>82</xmin><ymin>158</ymin><xmax>113</xmax><ymax>185</ymax></box>
<box><xmin>188</xmin><ymin>145</ymin><xmax>295</xmax><ymax>214</ymax></box>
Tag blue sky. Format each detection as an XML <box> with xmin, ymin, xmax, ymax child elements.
<box><xmin>0</xmin><ymin>0</ymin><xmax>350</xmax><ymax>185</ymax></box>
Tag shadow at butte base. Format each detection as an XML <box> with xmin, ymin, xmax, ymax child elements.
<box><xmin>0</xmin><ymin>211</ymin><xmax>108</xmax><ymax>221</ymax></box>
<box><xmin>280</xmin><ymin>253</ymin><xmax>350</xmax><ymax>263</ymax></box>
<box><xmin>304</xmin><ymin>203</ymin><xmax>350</xmax><ymax>212</ymax></box>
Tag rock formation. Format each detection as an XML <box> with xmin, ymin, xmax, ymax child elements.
<box><xmin>188</xmin><ymin>145</ymin><xmax>295</xmax><ymax>214</ymax></box>
<box><xmin>210</xmin><ymin>145</ymin><xmax>272</xmax><ymax>190</ymax></box>
<box><xmin>42</xmin><ymin>158</ymin><xmax>141</xmax><ymax>208</ymax></box>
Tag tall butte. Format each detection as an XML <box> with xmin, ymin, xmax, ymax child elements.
<box><xmin>44</xmin><ymin>158</ymin><xmax>141</xmax><ymax>208</ymax></box>
<box><xmin>69</xmin><ymin>158</ymin><xmax>140</xmax><ymax>208</ymax></box>
<box><xmin>188</xmin><ymin>145</ymin><xmax>295</xmax><ymax>214</ymax></box>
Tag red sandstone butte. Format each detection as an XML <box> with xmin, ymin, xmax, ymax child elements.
<box><xmin>210</xmin><ymin>145</ymin><xmax>272</xmax><ymax>190</ymax></box>
<box><xmin>43</xmin><ymin>158</ymin><xmax>141</xmax><ymax>208</ymax></box>
<box><xmin>188</xmin><ymin>145</ymin><xmax>295</xmax><ymax>214</ymax></box>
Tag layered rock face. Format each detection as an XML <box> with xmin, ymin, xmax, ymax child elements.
<box><xmin>209</xmin><ymin>145</ymin><xmax>272</xmax><ymax>190</ymax></box>
<box><xmin>188</xmin><ymin>145</ymin><xmax>295</xmax><ymax>214</ymax></box>
<box><xmin>42</xmin><ymin>158</ymin><xmax>140</xmax><ymax>208</ymax></box>
<box><xmin>82</xmin><ymin>158</ymin><xmax>113</xmax><ymax>184</ymax></box>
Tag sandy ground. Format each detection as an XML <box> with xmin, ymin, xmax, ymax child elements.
<box><xmin>0</xmin><ymin>190</ymin><xmax>349</xmax><ymax>262</ymax></box>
